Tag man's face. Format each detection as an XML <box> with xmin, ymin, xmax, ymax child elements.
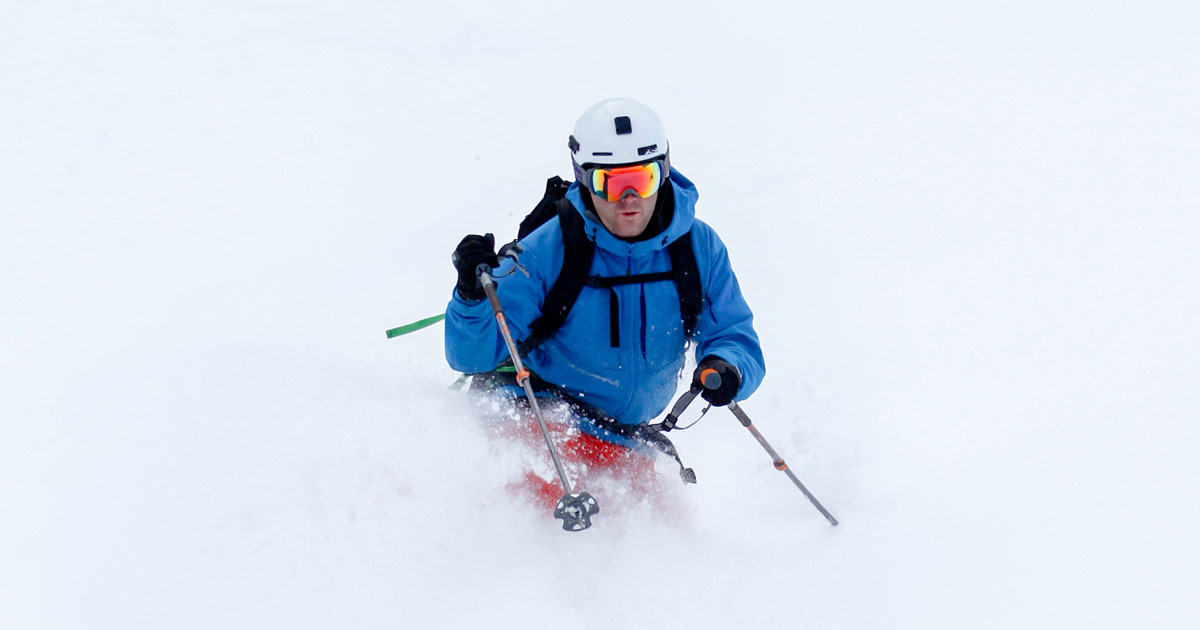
<box><xmin>590</xmin><ymin>190</ymin><xmax>658</xmax><ymax>238</ymax></box>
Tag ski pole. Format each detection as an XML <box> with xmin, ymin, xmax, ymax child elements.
<box><xmin>479</xmin><ymin>270</ymin><xmax>599</xmax><ymax>531</ymax></box>
<box><xmin>699</xmin><ymin>369</ymin><xmax>839</xmax><ymax>526</ymax></box>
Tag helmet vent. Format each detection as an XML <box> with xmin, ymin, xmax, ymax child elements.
<box><xmin>613</xmin><ymin>116</ymin><xmax>632</xmax><ymax>135</ymax></box>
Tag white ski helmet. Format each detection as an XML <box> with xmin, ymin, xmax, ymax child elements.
<box><xmin>569</xmin><ymin>98</ymin><xmax>670</xmax><ymax>180</ymax></box>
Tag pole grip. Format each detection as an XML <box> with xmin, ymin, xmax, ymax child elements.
<box><xmin>699</xmin><ymin>367</ymin><xmax>721</xmax><ymax>390</ymax></box>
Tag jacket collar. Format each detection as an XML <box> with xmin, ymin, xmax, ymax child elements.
<box><xmin>566</xmin><ymin>167</ymin><xmax>699</xmax><ymax>257</ymax></box>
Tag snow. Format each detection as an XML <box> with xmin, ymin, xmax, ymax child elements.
<box><xmin>3</xmin><ymin>1</ymin><xmax>1198</xmax><ymax>628</ymax></box>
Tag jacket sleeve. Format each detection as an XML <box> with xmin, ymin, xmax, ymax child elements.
<box><xmin>444</xmin><ymin>236</ymin><xmax>552</xmax><ymax>374</ymax></box>
<box><xmin>692</xmin><ymin>225</ymin><xmax>766</xmax><ymax>401</ymax></box>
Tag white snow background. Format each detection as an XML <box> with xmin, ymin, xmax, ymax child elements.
<box><xmin>2</xmin><ymin>1</ymin><xmax>1198</xmax><ymax>628</ymax></box>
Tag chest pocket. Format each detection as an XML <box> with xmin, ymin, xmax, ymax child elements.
<box><xmin>640</xmin><ymin>280</ymin><xmax>687</xmax><ymax>369</ymax></box>
<box><xmin>585</xmin><ymin>271</ymin><xmax>675</xmax><ymax>348</ymax></box>
<box><xmin>552</xmin><ymin>284</ymin><xmax>623</xmax><ymax>370</ymax></box>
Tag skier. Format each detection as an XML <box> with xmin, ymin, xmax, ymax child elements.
<box><xmin>445</xmin><ymin>98</ymin><xmax>766</xmax><ymax>507</ymax></box>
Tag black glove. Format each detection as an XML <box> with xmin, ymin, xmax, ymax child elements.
<box><xmin>451</xmin><ymin>233</ymin><xmax>500</xmax><ymax>301</ymax></box>
<box><xmin>693</xmin><ymin>356</ymin><xmax>740</xmax><ymax>406</ymax></box>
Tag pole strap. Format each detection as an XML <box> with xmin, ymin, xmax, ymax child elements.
<box><xmin>385</xmin><ymin>314</ymin><xmax>445</xmax><ymax>339</ymax></box>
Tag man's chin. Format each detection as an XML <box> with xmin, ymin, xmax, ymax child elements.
<box><xmin>614</xmin><ymin>223</ymin><xmax>646</xmax><ymax>238</ymax></box>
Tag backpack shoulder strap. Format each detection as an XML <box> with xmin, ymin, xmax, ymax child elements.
<box><xmin>667</xmin><ymin>230</ymin><xmax>703</xmax><ymax>340</ymax></box>
<box><xmin>516</xmin><ymin>195</ymin><xmax>595</xmax><ymax>356</ymax></box>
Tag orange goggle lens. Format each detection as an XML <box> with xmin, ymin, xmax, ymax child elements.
<box><xmin>588</xmin><ymin>161</ymin><xmax>663</xmax><ymax>202</ymax></box>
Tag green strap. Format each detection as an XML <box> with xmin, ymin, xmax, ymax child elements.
<box><xmin>385</xmin><ymin>313</ymin><xmax>445</xmax><ymax>339</ymax></box>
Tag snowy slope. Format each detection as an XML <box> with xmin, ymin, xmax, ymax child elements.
<box><xmin>2</xmin><ymin>2</ymin><xmax>1198</xmax><ymax>628</ymax></box>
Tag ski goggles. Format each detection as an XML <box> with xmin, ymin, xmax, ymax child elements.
<box><xmin>583</xmin><ymin>159</ymin><xmax>665</xmax><ymax>202</ymax></box>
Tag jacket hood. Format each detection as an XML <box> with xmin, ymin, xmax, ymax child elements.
<box><xmin>566</xmin><ymin>167</ymin><xmax>699</xmax><ymax>257</ymax></box>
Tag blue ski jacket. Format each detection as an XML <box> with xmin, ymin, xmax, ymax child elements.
<box><xmin>445</xmin><ymin>168</ymin><xmax>765</xmax><ymax>430</ymax></box>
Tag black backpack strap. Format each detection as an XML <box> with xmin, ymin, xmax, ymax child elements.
<box><xmin>517</xmin><ymin>198</ymin><xmax>595</xmax><ymax>356</ymax></box>
<box><xmin>585</xmin><ymin>272</ymin><xmax>675</xmax><ymax>347</ymax></box>
<box><xmin>667</xmin><ymin>229</ymin><xmax>703</xmax><ymax>339</ymax></box>
<box><xmin>581</xmin><ymin>228</ymin><xmax>701</xmax><ymax>348</ymax></box>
